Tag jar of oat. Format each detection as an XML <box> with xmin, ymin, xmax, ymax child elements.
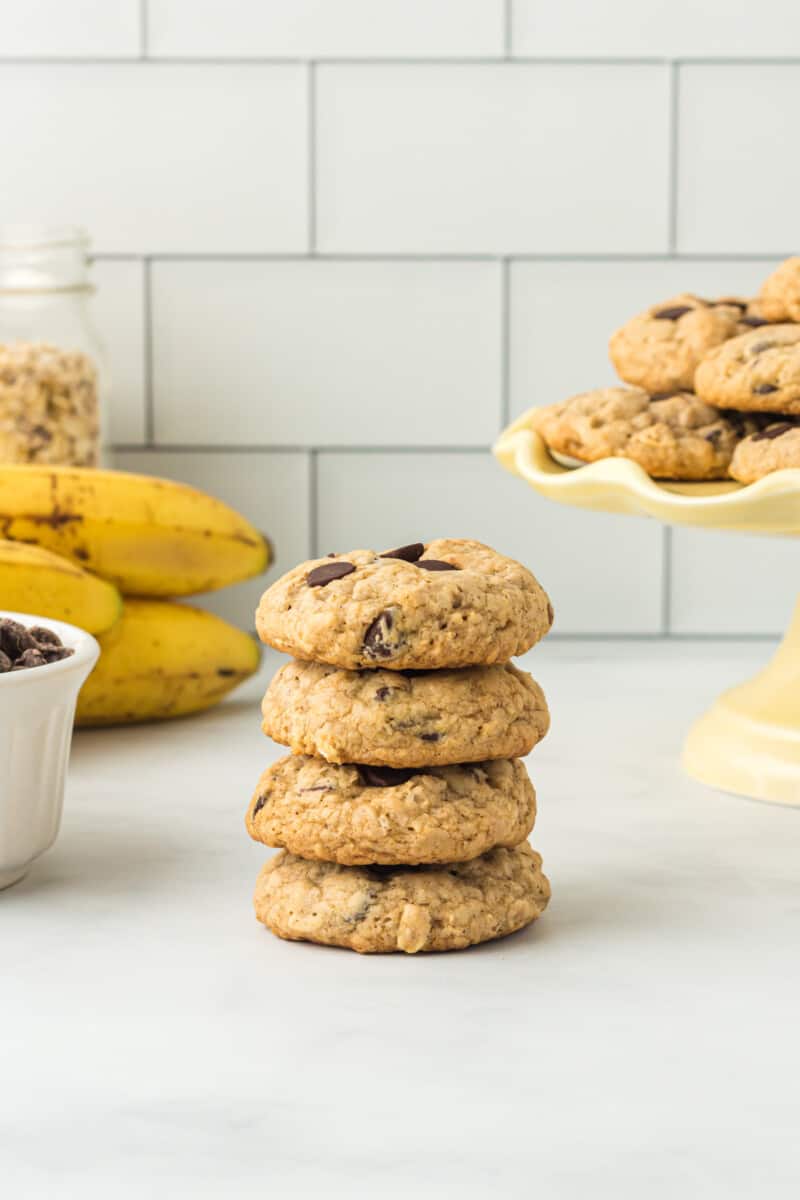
<box><xmin>0</xmin><ymin>226</ymin><xmax>105</xmax><ymax>467</ymax></box>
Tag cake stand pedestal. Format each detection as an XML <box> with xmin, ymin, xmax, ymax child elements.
<box><xmin>495</xmin><ymin>408</ymin><xmax>800</xmax><ymax>806</ymax></box>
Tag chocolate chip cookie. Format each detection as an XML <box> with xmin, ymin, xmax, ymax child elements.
<box><xmin>261</xmin><ymin>659</ymin><xmax>549</xmax><ymax>767</ymax></box>
<box><xmin>253</xmin><ymin>842</ymin><xmax>550</xmax><ymax>953</ymax></box>
<box><xmin>730</xmin><ymin>420</ymin><xmax>800</xmax><ymax>484</ymax></box>
<box><xmin>530</xmin><ymin>387</ymin><xmax>757</xmax><ymax>480</ymax></box>
<box><xmin>255</xmin><ymin>539</ymin><xmax>553</xmax><ymax>671</ymax></box>
<box><xmin>609</xmin><ymin>294</ymin><xmax>750</xmax><ymax>393</ymax></box>
<box><xmin>246</xmin><ymin>754</ymin><xmax>537</xmax><ymax>866</ymax></box>
<box><xmin>695</xmin><ymin>325</ymin><xmax>800</xmax><ymax>415</ymax></box>
<box><xmin>758</xmin><ymin>257</ymin><xmax>800</xmax><ymax>323</ymax></box>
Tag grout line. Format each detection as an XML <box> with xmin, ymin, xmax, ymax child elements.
<box><xmin>91</xmin><ymin>252</ymin><xmax>787</xmax><ymax>264</ymax></box>
<box><xmin>503</xmin><ymin>0</ymin><xmax>513</xmax><ymax>59</ymax></box>
<box><xmin>545</xmin><ymin>632</ymin><xmax>778</xmax><ymax>643</ymax></box>
<box><xmin>142</xmin><ymin>258</ymin><xmax>154</xmax><ymax>446</ymax></box>
<box><xmin>667</xmin><ymin>61</ymin><xmax>680</xmax><ymax>253</ymax></box>
<box><xmin>114</xmin><ymin>444</ymin><xmax>494</xmax><ymax>455</ymax></box>
<box><xmin>308</xmin><ymin>449</ymin><xmax>319</xmax><ymax>557</ymax></box>
<box><xmin>661</xmin><ymin>526</ymin><xmax>673</xmax><ymax>634</ymax></box>
<box><xmin>500</xmin><ymin>258</ymin><xmax>511</xmax><ymax>429</ymax></box>
<box><xmin>139</xmin><ymin>0</ymin><xmax>148</xmax><ymax>59</ymax></box>
<box><xmin>307</xmin><ymin>62</ymin><xmax>317</xmax><ymax>253</ymax></box>
<box><xmin>3</xmin><ymin>55</ymin><xmax>800</xmax><ymax>66</ymax></box>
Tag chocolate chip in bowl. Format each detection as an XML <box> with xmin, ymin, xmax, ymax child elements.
<box><xmin>0</xmin><ymin>617</ymin><xmax>75</xmax><ymax>672</ymax></box>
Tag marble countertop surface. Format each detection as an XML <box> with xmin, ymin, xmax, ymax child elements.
<box><xmin>3</xmin><ymin>641</ymin><xmax>798</xmax><ymax>1199</ymax></box>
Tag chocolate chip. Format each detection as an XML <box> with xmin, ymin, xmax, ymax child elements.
<box><xmin>0</xmin><ymin>618</ymin><xmax>34</xmax><ymax>660</ymax></box>
<box><xmin>705</xmin><ymin>429</ymin><xmax>723</xmax><ymax>446</ymax></box>
<box><xmin>306</xmin><ymin>561</ymin><xmax>356</xmax><ymax>587</ymax></box>
<box><xmin>752</xmin><ymin>422</ymin><xmax>795</xmax><ymax>442</ymax></box>
<box><xmin>252</xmin><ymin>794</ymin><xmax>268</xmax><ymax>817</ymax></box>
<box><xmin>740</xmin><ymin>315</ymin><xmax>769</xmax><ymax>328</ymax></box>
<box><xmin>359</xmin><ymin>765</ymin><xmax>417</xmax><ymax>788</ymax></box>
<box><xmin>714</xmin><ymin>298</ymin><xmax>748</xmax><ymax>310</ymax></box>
<box><xmin>416</xmin><ymin>560</ymin><xmax>459</xmax><ymax>572</ymax></box>
<box><xmin>380</xmin><ymin>543</ymin><xmax>424</xmax><ymax>562</ymax></box>
<box><xmin>753</xmin><ymin>383</ymin><xmax>779</xmax><ymax>395</ymax></box>
<box><xmin>375</xmin><ymin>686</ymin><xmax>392</xmax><ymax>701</ymax></box>
<box><xmin>419</xmin><ymin>732</ymin><xmax>440</xmax><ymax>742</ymax></box>
<box><xmin>547</xmin><ymin>601</ymin><xmax>554</xmax><ymax>626</ymax></box>
<box><xmin>653</xmin><ymin>305</ymin><xmax>692</xmax><ymax>320</ymax></box>
<box><xmin>363</xmin><ymin>609</ymin><xmax>395</xmax><ymax>659</ymax></box>
<box><xmin>28</xmin><ymin>626</ymin><xmax>63</xmax><ymax>648</ymax></box>
<box><xmin>0</xmin><ymin>650</ymin><xmax>12</xmax><ymax>673</ymax></box>
<box><xmin>12</xmin><ymin>648</ymin><xmax>47</xmax><ymax>671</ymax></box>
<box><xmin>38</xmin><ymin>645</ymin><xmax>72</xmax><ymax>664</ymax></box>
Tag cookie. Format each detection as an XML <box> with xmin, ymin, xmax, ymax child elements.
<box><xmin>253</xmin><ymin>842</ymin><xmax>550</xmax><ymax>953</ymax></box>
<box><xmin>695</xmin><ymin>325</ymin><xmax>800</xmax><ymax>415</ymax></box>
<box><xmin>261</xmin><ymin>659</ymin><xmax>549</xmax><ymax>767</ymax></box>
<box><xmin>255</xmin><ymin>539</ymin><xmax>553</xmax><ymax>671</ymax></box>
<box><xmin>758</xmin><ymin>258</ymin><xmax>800</xmax><ymax>323</ymax></box>
<box><xmin>530</xmin><ymin>387</ymin><xmax>758</xmax><ymax>480</ymax></box>
<box><xmin>729</xmin><ymin>420</ymin><xmax>800</xmax><ymax>484</ymax></box>
<box><xmin>609</xmin><ymin>294</ymin><xmax>749</xmax><ymax>393</ymax></box>
<box><xmin>246</xmin><ymin>754</ymin><xmax>537</xmax><ymax>866</ymax></box>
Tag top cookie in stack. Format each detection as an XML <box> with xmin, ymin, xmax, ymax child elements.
<box><xmin>529</xmin><ymin>258</ymin><xmax>800</xmax><ymax>485</ymax></box>
<box><xmin>248</xmin><ymin>538</ymin><xmax>553</xmax><ymax>954</ymax></box>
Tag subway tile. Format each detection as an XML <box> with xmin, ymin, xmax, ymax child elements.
<box><xmin>512</xmin><ymin>0</ymin><xmax>800</xmax><ymax>58</ymax></box>
<box><xmin>510</xmin><ymin>259</ymin><xmax>781</xmax><ymax>417</ymax></box>
<box><xmin>148</xmin><ymin>0</ymin><xmax>504</xmax><ymax>58</ymax></box>
<box><xmin>670</xmin><ymin>530</ymin><xmax>797</xmax><ymax>635</ymax></box>
<box><xmin>0</xmin><ymin>0</ymin><xmax>140</xmax><ymax>57</ymax></box>
<box><xmin>316</xmin><ymin>64</ymin><xmax>670</xmax><ymax>254</ymax></box>
<box><xmin>317</xmin><ymin>450</ymin><xmax>665</xmax><ymax>634</ymax></box>
<box><xmin>90</xmin><ymin>260</ymin><xmax>146</xmax><ymax>446</ymax></box>
<box><xmin>151</xmin><ymin>259</ymin><xmax>501</xmax><ymax>446</ymax></box>
<box><xmin>678</xmin><ymin>66</ymin><xmax>800</xmax><ymax>255</ymax></box>
<box><xmin>0</xmin><ymin>65</ymin><xmax>306</xmax><ymax>254</ymax></box>
<box><xmin>113</xmin><ymin>450</ymin><xmax>310</xmax><ymax>629</ymax></box>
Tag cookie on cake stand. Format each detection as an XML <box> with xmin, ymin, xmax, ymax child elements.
<box><xmin>494</xmin><ymin>407</ymin><xmax>800</xmax><ymax>806</ymax></box>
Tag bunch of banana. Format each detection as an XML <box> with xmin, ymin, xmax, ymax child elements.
<box><xmin>0</xmin><ymin>464</ymin><xmax>270</xmax><ymax>724</ymax></box>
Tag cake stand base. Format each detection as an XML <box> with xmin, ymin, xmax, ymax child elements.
<box><xmin>683</xmin><ymin>596</ymin><xmax>800</xmax><ymax>806</ymax></box>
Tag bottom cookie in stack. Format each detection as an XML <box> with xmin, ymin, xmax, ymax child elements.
<box><xmin>253</xmin><ymin>843</ymin><xmax>550</xmax><ymax>955</ymax></box>
<box><xmin>246</xmin><ymin>756</ymin><xmax>550</xmax><ymax>953</ymax></box>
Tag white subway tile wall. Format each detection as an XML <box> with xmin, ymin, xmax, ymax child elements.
<box><xmin>1</xmin><ymin>0</ymin><xmax>796</xmax><ymax>634</ymax></box>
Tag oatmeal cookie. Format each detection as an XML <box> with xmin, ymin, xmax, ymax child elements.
<box><xmin>730</xmin><ymin>420</ymin><xmax>800</xmax><ymax>484</ymax></box>
<box><xmin>255</xmin><ymin>539</ymin><xmax>553</xmax><ymax>670</ymax></box>
<box><xmin>695</xmin><ymin>325</ymin><xmax>800</xmax><ymax>415</ymax></box>
<box><xmin>246</xmin><ymin>754</ymin><xmax>537</xmax><ymax>866</ymax></box>
<box><xmin>253</xmin><ymin>842</ymin><xmax>550</xmax><ymax>953</ymax></box>
<box><xmin>609</xmin><ymin>294</ymin><xmax>749</xmax><ymax>393</ymax></box>
<box><xmin>262</xmin><ymin>659</ymin><xmax>549</xmax><ymax>767</ymax></box>
<box><xmin>758</xmin><ymin>258</ymin><xmax>800</xmax><ymax>324</ymax></box>
<box><xmin>530</xmin><ymin>386</ymin><xmax>758</xmax><ymax>480</ymax></box>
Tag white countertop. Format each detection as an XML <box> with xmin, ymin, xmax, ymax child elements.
<box><xmin>3</xmin><ymin>642</ymin><xmax>799</xmax><ymax>1199</ymax></box>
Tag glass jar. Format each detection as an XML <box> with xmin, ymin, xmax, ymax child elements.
<box><xmin>0</xmin><ymin>226</ymin><xmax>105</xmax><ymax>467</ymax></box>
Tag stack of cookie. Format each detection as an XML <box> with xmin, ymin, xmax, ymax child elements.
<box><xmin>246</xmin><ymin>539</ymin><xmax>554</xmax><ymax>955</ymax></box>
<box><xmin>529</xmin><ymin>256</ymin><xmax>800</xmax><ymax>485</ymax></box>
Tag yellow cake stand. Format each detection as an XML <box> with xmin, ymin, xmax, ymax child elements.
<box><xmin>495</xmin><ymin>407</ymin><xmax>800</xmax><ymax>806</ymax></box>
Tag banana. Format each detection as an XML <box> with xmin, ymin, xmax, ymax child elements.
<box><xmin>76</xmin><ymin>598</ymin><xmax>261</xmax><ymax>726</ymax></box>
<box><xmin>0</xmin><ymin>539</ymin><xmax>121</xmax><ymax>634</ymax></box>
<box><xmin>0</xmin><ymin>464</ymin><xmax>270</xmax><ymax>597</ymax></box>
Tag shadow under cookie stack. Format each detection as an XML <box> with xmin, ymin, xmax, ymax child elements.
<box><xmin>246</xmin><ymin>538</ymin><xmax>554</xmax><ymax>955</ymax></box>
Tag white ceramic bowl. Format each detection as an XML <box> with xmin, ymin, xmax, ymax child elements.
<box><xmin>0</xmin><ymin>610</ymin><xmax>99</xmax><ymax>890</ymax></box>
